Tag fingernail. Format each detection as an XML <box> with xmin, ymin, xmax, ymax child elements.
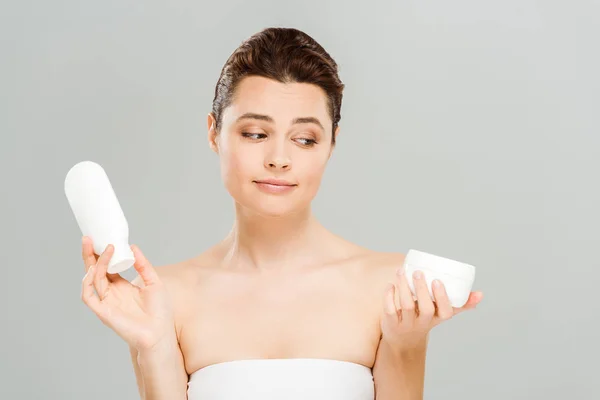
<box><xmin>414</xmin><ymin>270</ymin><xmax>423</xmax><ymax>279</ymax></box>
<box><xmin>433</xmin><ymin>279</ymin><xmax>442</xmax><ymax>287</ymax></box>
<box><xmin>396</xmin><ymin>267</ymin><xmax>404</xmax><ymax>276</ymax></box>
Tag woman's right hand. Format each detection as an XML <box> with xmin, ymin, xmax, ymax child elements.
<box><xmin>80</xmin><ymin>236</ymin><xmax>175</xmax><ymax>351</ymax></box>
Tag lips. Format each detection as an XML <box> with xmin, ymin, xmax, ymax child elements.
<box><xmin>254</xmin><ymin>179</ymin><xmax>296</xmax><ymax>186</ymax></box>
<box><xmin>253</xmin><ymin>179</ymin><xmax>297</xmax><ymax>194</ymax></box>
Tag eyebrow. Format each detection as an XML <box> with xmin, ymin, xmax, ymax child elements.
<box><xmin>235</xmin><ymin>112</ymin><xmax>325</xmax><ymax>132</ymax></box>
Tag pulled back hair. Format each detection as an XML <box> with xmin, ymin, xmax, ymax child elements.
<box><xmin>211</xmin><ymin>27</ymin><xmax>345</xmax><ymax>144</ymax></box>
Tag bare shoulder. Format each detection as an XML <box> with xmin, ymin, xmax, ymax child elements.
<box><xmin>350</xmin><ymin>248</ymin><xmax>405</xmax><ymax>278</ymax></box>
<box><xmin>364</xmin><ymin>250</ymin><xmax>406</xmax><ymax>280</ymax></box>
<box><xmin>339</xmin><ymin>248</ymin><xmax>406</xmax><ymax>335</ymax></box>
<box><xmin>131</xmin><ymin>248</ymin><xmax>224</xmax><ymax>300</ymax></box>
<box><xmin>347</xmin><ymin>249</ymin><xmax>406</xmax><ymax>296</ymax></box>
<box><xmin>129</xmin><ymin>249</ymin><xmax>219</xmax><ymax>333</ymax></box>
<box><xmin>130</xmin><ymin>259</ymin><xmax>193</xmax><ymax>288</ymax></box>
<box><xmin>130</xmin><ymin>248</ymin><xmax>216</xmax><ymax>292</ymax></box>
<box><xmin>324</xmin><ymin>234</ymin><xmax>405</xmax><ymax>288</ymax></box>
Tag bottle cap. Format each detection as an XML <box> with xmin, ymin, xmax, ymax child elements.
<box><xmin>108</xmin><ymin>242</ymin><xmax>135</xmax><ymax>274</ymax></box>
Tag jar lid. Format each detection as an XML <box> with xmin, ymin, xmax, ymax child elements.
<box><xmin>405</xmin><ymin>249</ymin><xmax>476</xmax><ymax>279</ymax></box>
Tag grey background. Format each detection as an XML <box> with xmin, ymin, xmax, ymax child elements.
<box><xmin>1</xmin><ymin>0</ymin><xmax>598</xmax><ymax>399</ymax></box>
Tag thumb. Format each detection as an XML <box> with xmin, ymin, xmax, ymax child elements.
<box><xmin>382</xmin><ymin>283</ymin><xmax>399</xmax><ymax>324</ymax></box>
<box><xmin>131</xmin><ymin>245</ymin><xmax>160</xmax><ymax>286</ymax></box>
<box><xmin>453</xmin><ymin>291</ymin><xmax>483</xmax><ymax>315</ymax></box>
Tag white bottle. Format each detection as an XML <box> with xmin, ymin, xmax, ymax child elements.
<box><xmin>64</xmin><ymin>161</ymin><xmax>135</xmax><ymax>274</ymax></box>
<box><xmin>403</xmin><ymin>249</ymin><xmax>476</xmax><ymax>308</ymax></box>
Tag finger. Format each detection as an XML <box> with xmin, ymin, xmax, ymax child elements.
<box><xmin>81</xmin><ymin>265</ymin><xmax>108</xmax><ymax>320</ymax></box>
<box><xmin>413</xmin><ymin>270</ymin><xmax>435</xmax><ymax>321</ymax></box>
<box><xmin>393</xmin><ymin>268</ymin><xmax>402</xmax><ymax>311</ymax></box>
<box><xmin>94</xmin><ymin>244</ymin><xmax>114</xmax><ymax>300</ymax></box>
<box><xmin>454</xmin><ymin>291</ymin><xmax>483</xmax><ymax>315</ymax></box>
<box><xmin>106</xmin><ymin>271</ymin><xmax>127</xmax><ymax>284</ymax></box>
<box><xmin>131</xmin><ymin>245</ymin><xmax>160</xmax><ymax>286</ymax></box>
<box><xmin>431</xmin><ymin>279</ymin><xmax>453</xmax><ymax>321</ymax></box>
<box><xmin>81</xmin><ymin>236</ymin><xmax>99</xmax><ymax>273</ymax></box>
<box><xmin>396</xmin><ymin>267</ymin><xmax>416</xmax><ymax>322</ymax></box>
<box><xmin>383</xmin><ymin>283</ymin><xmax>400</xmax><ymax>323</ymax></box>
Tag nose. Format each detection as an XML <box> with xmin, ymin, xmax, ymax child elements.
<box><xmin>266</xmin><ymin>157</ymin><xmax>291</xmax><ymax>170</ymax></box>
<box><xmin>265</xmin><ymin>144</ymin><xmax>291</xmax><ymax>171</ymax></box>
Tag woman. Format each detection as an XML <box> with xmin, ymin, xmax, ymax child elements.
<box><xmin>80</xmin><ymin>27</ymin><xmax>483</xmax><ymax>399</ymax></box>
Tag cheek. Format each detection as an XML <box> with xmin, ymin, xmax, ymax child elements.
<box><xmin>220</xmin><ymin>153</ymin><xmax>241</xmax><ymax>184</ymax></box>
<box><xmin>297</xmin><ymin>152</ymin><xmax>329</xmax><ymax>189</ymax></box>
<box><xmin>219</xmin><ymin>143</ymin><xmax>258</xmax><ymax>184</ymax></box>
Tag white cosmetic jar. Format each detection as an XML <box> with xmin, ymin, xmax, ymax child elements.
<box><xmin>403</xmin><ymin>249</ymin><xmax>476</xmax><ymax>308</ymax></box>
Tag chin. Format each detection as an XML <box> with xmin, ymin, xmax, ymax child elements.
<box><xmin>226</xmin><ymin>181</ymin><xmax>316</xmax><ymax>218</ymax></box>
<box><xmin>245</xmin><ymin>196</ymin><xmax>304</xmax><ymax>218</ymax></box>
<box><xmin>230</xmin><ymin>190</ymin><xmax>308</xmax><ymax>218</ymax></box>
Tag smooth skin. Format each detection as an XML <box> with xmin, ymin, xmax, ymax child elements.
<box><xmin>81</xmin><ymin>76</ymin><xmax>483</xmax><ymax>400</ymax></box>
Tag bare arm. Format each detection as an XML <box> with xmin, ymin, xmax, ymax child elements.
<box><xmin>129</xmin><ymin>334</ymin><xmax>188</xmax><ymax>400</ymax></box>
<box><xmin>80</xmin><ymin>239</ymin><xmax>191</xmax><ymax>399</ymax></box>
<box><xmin>128</xmin><ymin>275</ymin><xmax>188</xmax><ymax>400</ymax></box>
<box><xmin>371</xmin><ymin>252</ymin><xmax>482</xmax><ymax>399</ymax></box>
<box><xmin>372</xmin><ymin>336</ymin><xmax>428</xmax><ymax>400</ymax></box>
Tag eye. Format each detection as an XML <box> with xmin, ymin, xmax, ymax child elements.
<box><xmin>294</xmin><ymin>138</ymin><xmax>317</xmax><ymax>147</ymax></box>
<box><xmin>241</xmin><ymin>132</ymin><xmax>267</xmax><ymax>140</ymax></box>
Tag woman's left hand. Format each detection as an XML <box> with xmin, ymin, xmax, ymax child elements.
<box><xmin>380</xmin><ymin>266</ymin><xmax>484</xmax><ymax>352</ymax></box>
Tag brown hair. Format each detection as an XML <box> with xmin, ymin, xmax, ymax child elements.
<box><xmin>211</xmin><ymin>27</ymin><xmax>345</xmax><ymax>144</ymax></box>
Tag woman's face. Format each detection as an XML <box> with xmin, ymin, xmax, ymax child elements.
<box><xmin>208</xmin><ymin>75</ymin><xmax>338</xmax><ymax>217</ymax></box>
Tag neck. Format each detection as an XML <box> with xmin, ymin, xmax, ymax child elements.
<box><xmin>221</xmin><ymin>203</ymin><xmax>328</xmax><ymax>271</ymax></box>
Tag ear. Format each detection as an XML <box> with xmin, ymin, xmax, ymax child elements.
<box><xmin>328</xmin><ymin>126</ymin><xmax>340</xmax><ymax>159</ymax></box>
<box><xmin>207</xmin><ymin>113</ymin><xmax>219</xmax><ymax>154</ymax></box>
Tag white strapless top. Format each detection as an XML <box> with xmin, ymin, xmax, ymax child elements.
<box><xmin>187</xmin><ymin>358</ymin><xmax>375</xmax><ymax>400</ymax></box>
